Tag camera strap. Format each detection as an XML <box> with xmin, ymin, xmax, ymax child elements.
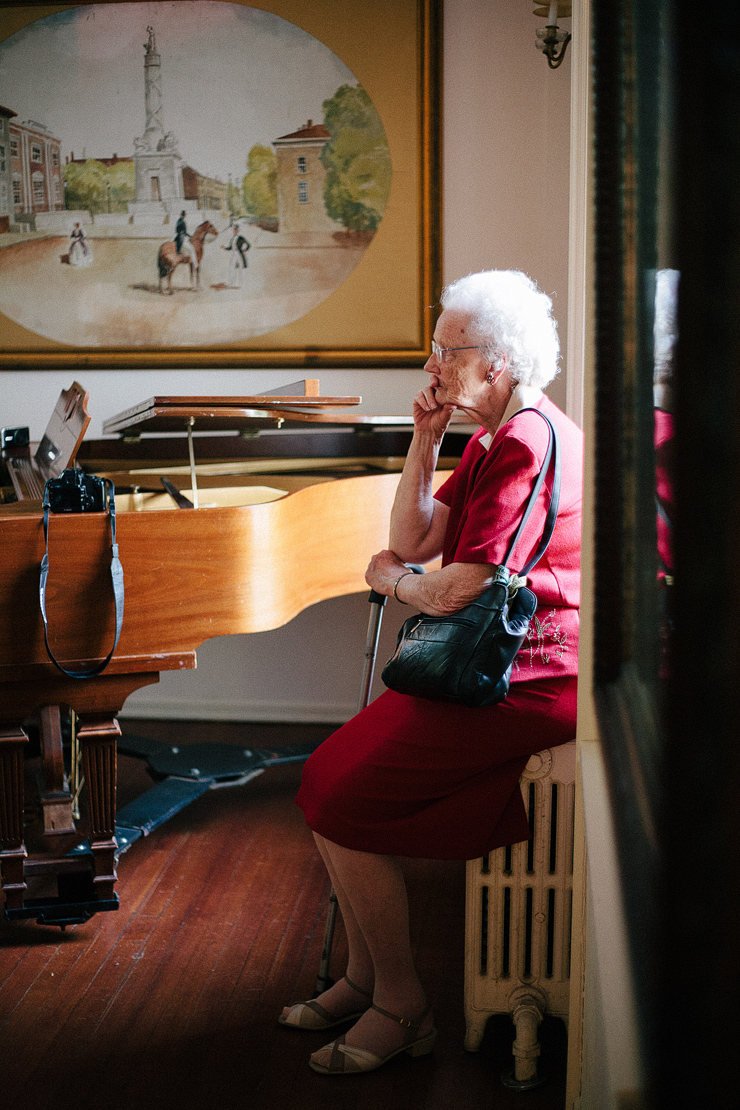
<box><xmin>39</xmin><ymin>478</ymin><xmax>125</xmax><ymax>679</ymax></box>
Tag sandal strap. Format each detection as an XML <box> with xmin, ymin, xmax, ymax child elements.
<box><xmin>344</xmin><ymin>975</ymin><xmax>373</xmax><ymax>1001</ymax></box>
<box><xmin>329</xmin><ymin>1033</ymin><xmax>349</xmax><ymax>1071</ymax></box>
<box><xmin>301</xmin><ymin>998</ymin><xmax>333</xmax><ymax>1022</ymax></box>
<box><xmin>371</xmin><ymin>1001</ymin><xmax>432</xmax><ymax>1036</ymax></box>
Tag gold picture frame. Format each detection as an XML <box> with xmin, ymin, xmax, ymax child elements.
<box><xmin>0</xmin><ymin>0</ymin><xmax>441</xmax><ymax>368</ymax></box>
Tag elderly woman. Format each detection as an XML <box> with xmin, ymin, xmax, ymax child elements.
<box><xmin>280</xmin><ymin>270</ymin><xmax>582</xmax><ymax>1074</ymax></box>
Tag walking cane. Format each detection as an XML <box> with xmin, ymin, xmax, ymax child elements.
<box><xmin>314</xmin><ymin>566</ymin><xmax>424</xmax><ymax>996</ymax></box>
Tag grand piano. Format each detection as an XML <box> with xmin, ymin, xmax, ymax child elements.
<box><xmin>0</xmin><ymin>381</ymin><xmax>470</xmax><ymax>926</ymax></box>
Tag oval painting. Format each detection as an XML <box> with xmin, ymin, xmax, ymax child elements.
<box><xmin>0</xmin><ymin>2</ymin><xmax>391</xmax><ymax>347</ymax></box>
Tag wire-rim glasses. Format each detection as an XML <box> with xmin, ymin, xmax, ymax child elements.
<box><xmin>431</xmin><ymin>340</ymin><xmax>481</xmax><ymax>363</ymax></box>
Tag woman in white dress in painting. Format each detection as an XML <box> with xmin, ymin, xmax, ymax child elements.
<box><xmin>68</xmin><ymin>223</ymin><xmax>93</xmax><ymax>267</ymax></box>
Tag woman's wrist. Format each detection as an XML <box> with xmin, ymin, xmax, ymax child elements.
<box><xmin>411</xmin><ymin>426</ymin><xmax>445</xmax><ymax>456</ymax></box>
<box><xmin>393</xmin><ymin>571</ymin><xmax>414</xmax><ymax>603</ymax></box>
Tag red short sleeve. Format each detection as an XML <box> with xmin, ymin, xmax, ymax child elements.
<box><xmin>441</xmin><ymin>416</ymin><xmax>552</xmax><ymax>571</ymax></box>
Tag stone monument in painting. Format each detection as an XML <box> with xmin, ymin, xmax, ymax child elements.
<box><xmin>129</xmin><ymin>26</ymin><xmax>189</xmax><ymax>222</ymax></box>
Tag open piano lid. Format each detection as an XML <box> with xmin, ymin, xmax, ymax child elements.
<box><xmin>101</xmin><ymin>379</ymin><xmax>420</xmax><ymax>435</ymax></box>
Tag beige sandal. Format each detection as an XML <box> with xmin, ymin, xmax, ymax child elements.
<box><xmin>308</xmin><ymin>1002</ymin><xmax>437</xmax><ymax>1074</ymax></box>
<box><xmin>278</xmin><ymin>975</ymin><xmax>373</xmax><ymax>1031</ymax></box>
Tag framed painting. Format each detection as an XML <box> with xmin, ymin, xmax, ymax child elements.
<box><xmin>0</xmin><ymin>0</ymin><xmax>441</xmax><ymax>368</ymax></box>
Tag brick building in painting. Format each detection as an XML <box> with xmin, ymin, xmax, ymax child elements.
<box><xmin>181</xmin><ymin>165</ymin><xmax>227</xmax><ymax>214</ymax></box>
<box><xmin>0</xmin><ymin>105</ymin><xmax>15</xmax><ymax>233</ymax></box>
<box><xmin>273</xmin><ymin>119</ymin><xmax>341</xmax><ymax>235</ymax></box>
<box><xmin>8</xmin><ymin>117</ymin><xmax>63</xmax><ymax>222</ymax></box>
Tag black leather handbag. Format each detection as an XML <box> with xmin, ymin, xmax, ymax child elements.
<box><xmin>39</xmin><ymin>469</ymin><xmax>124</xmax><ymax>679</ymax></box>
<box><xmin>381</xmin><ymin>409</ymin><xmax>560</xmax><ymax>707</ymax></box>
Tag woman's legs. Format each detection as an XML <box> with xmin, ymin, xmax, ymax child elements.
<box><xmin>312</xmin><ymin>833</ymin><xmax>374</xmax><ymax>991</ymax></box>
<box><xmin>308</xmin><ymin>834</ymin><xmax>433</xmax><ymax>1061</ymax></box>
<box><xmin>280</xmin><ymin>833</ymin><xmax>376</xmax><ymax>1023</ymax></box>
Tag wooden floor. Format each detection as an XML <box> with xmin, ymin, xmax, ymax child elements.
<box><xmin>0</xmin><ymin>720</ymin><xmax>567</xmax><ymax>1110</ymax></box>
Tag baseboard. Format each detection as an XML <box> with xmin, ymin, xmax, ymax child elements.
<box><xmin>118</xmin><ymin>694</ymin><xmax>356</xmax><ymax>724</ymax></box>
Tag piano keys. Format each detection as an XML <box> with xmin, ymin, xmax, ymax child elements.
<box><xmin>0</xmin><ymin>381</ymin><xmax>471</xmax><ymax>926</ymax></box>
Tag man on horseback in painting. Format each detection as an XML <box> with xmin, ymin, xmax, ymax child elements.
<box><xmin>174</xmin><ymin>211</ymin><xmax>188</xmax><ymax>254</ymax></box>
<box><xmin>174</xmin><ymin>210</ymin><xmax>196</xmax><ymax>269</ymax></box>
<box><xmin>157</xmin><ymin>219</ymin><xmax>219</xmax><ymax>294</ymax></box>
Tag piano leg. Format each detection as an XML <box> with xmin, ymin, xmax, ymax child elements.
<box><xmin>0</xmin><ymin>671</ymin><xmax>176</xmax><ymax>921</ymax></box>
<box><xmin>38</xmin><ymin>704</ymin><xmax>76</xmax><ymax>836</ymax></box>
<box><xmin>77</xmin><ymin>716</ymin><xmax>120</xmax><ymax>903</ymax></box>
<box><xmin>0</xmin><ymin>726</ymin><xmax>29</xmax><ymax>912</ymax></box>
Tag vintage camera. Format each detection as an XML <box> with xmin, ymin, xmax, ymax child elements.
<box><xmin>46</xmin><ymin>468</ymin><xmax>107</xmax><ymax>513</ymax></box>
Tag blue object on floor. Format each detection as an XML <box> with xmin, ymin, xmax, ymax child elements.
<box><xmin>116</xmin><ymin>776</ymin><xmax>212</xmax><ymax>835</ymax></box>
<box><xmin>112</xmin><ymin>825</ymin><xmax>144</xmax><ymax>854</ymax></box>
<box><xmin>118</xmin><ymin>736</ymin><xmax>267</xmax><ymax>782</ymax></box>
<box><xmin>106</xmin><ymin>733</ymin><xmax>323</xmax><ymax>856</ymax></box>
<box><xmin>63</xmin><ymin>733</ymin><xmax>323</xmax><ymax>868</ymax></box>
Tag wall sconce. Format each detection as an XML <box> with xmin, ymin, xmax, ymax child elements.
<box><xmin>533</xmin><ymin>1</ymin><xmax>572</xmax><ymax>69</ymax></box>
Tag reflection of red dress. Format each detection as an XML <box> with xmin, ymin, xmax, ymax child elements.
<box><xmin>296</xmin><ymin>398</ymin><xmax>583</xmax><ymax>859</ymax></box>
<box><xmin>655</xmin><ymin>409</ymin><xmax>675</xmax><ymax>677</ymax></box>
<box><xmin>655</xmin><ymin>408</ymin><xmax>674</xmax><ymax>574</ymax></box>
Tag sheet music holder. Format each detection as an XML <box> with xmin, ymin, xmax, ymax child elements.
<box><xmin>101</xmin><ymin>379</ymin><xmax>421</xmax><ymax>508</ymax></box>
<box><xmin>102</xmin><ymin>379</ymin><xmax>369</xmax><ymax>436</ymax></box>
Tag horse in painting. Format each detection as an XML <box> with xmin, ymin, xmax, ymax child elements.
<box><xmin>157</xmin><ymin>220</ymin><xmax>219</xmax><ymax>294</ymax></box>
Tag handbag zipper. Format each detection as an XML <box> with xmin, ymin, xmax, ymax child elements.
<box><xmin>410</xmin><ymin>614</ymin><xmax>477</xmax><ymax>628</ymax></box>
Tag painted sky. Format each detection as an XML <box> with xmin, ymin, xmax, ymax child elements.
<box><xmin>0</xmin><ymin>1</ymin><xmax>358</xmax><ymax>182</ymax></box>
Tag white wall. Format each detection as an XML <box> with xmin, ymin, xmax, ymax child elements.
<box><xmin>1</xmin><ymin>0</ymin><xmax>571</xmax><ymax>722</ymax></box>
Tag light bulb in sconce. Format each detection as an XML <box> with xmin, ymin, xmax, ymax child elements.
<box><xmin>533</xmin><ymin>1</ymin><xmax>572</xmax><ymax>69</ymax></box>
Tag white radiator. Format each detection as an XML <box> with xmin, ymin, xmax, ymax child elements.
<box><xmin>464</xmin><ymin>740</ymin><xmax>576</xmax><ymax>1088</ymax></box>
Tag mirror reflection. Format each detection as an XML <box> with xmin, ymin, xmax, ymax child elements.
<box><xmin>653</xmin><ymin>268</ymin><xmax>678</xmax><ymax>681</ymax></box>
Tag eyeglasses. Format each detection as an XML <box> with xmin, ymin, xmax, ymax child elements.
<box><xmin>431</xmin><ymin>340</ymin><xmax>481</xmax><ymax>363</ymax></box>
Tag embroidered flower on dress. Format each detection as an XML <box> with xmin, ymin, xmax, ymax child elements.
<box><xmin>515</xmin><ymin>610</ymin><xmax>568</xmax><ymax>670</ymax></box>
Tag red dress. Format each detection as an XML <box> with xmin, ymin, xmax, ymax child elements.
<box><xmin>296</xmin><ymin>396</ymin><xmax>583</xmax><ymax>860</ymax></box>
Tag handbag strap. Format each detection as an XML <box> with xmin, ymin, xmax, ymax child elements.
<box><xmin>500</xmin><ymin>407</ymin><xmax>561</xmax><ymax>577</ymax></box>
<box><xmin>39</xmin><ymin>478</ymin><xmax>124</xmax><ymax>679</ymax></box>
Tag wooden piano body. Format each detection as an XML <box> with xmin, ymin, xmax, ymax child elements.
<box><xmin>0</xmin><ymin>384</ymin><xmax>469</xmax><ymax>926</ymax></box>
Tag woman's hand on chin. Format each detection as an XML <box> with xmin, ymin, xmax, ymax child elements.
<box><xmin>413</xmin><ymin>379</ymin><xmax>455</xmax><ymax>440</ymax></box>
<box><xmin>365</xmin><ymin>550</ymin><xmax>410</xmax><ymax>596</ymax></box>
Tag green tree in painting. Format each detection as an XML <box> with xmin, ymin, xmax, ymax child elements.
<box><xmin>107</xmin><ymin>161</ymin><xmax>135</xmax><ymax>211</ymax></box>
<box><xmin>227</xmin><ymin>178</ymin><xmax>246</xmax><ymax>219</ymax></box>
<box><xmin>62</xmin><ymin>159</ymin><xmax>134</xmax><ymax>214</ymax></box>
<box><xmin>320</xmin><ymin>84</ymin><xmax>391</xmax><ymax>232</ymax></box>
<box><xmin>242</xmin><ymin>144</ymin><xmax>277</xmax><ymax>220</ymax></box>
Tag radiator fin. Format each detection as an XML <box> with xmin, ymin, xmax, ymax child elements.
<box><xmin>502</xmin><ymin>886</ymin><xmax>511</xmax><ymax>978</ymax></box>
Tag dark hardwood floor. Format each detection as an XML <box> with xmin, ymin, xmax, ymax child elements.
<box><xmin>0</xmin><ymin>719</ymin><xmax>567</xmax><ymax>1110</ymax></box>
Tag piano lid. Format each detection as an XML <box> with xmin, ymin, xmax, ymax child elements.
<box><xmin>102</xmin><ymin>377</ymin><xmax>367</xmax><ymax>435</ymax></box>
<box><xmin>101</xmin><ymin>376</ymin><xmax>420</xmax><ymax>435</ymax></box>
<box><xmin>103</xmin><ymin>406</ymin><xmax>418</xmax><ymax>435</ymax></box>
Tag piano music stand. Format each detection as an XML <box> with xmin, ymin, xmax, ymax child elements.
<box><xmin>101</xmin><ymin>383</ymin><xmax>415</xmax><ymax>509</ymax></box>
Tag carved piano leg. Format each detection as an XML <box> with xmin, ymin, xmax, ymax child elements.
<box><xmin>77</xmin><ymin>716</ymin><xmax>120</xmax><ymax>903</ymax></box>
<box><xmin>38</xmin><ymin>705</ymin><xmax>76</xmax><ymax>836</ymax></box>
<box><xmin>0</xmin><ymin>727</ymin><xmax>29</xmax><ymax>912</ymax></box>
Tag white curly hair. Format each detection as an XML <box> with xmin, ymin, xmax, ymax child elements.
<box><xmin>653</xmin><ymin>268</ymin><xmax>680</xmax><ymax>384</ymax></box>
<box><xmin>440</xmin><ymin>270</ymin><xmax>560</xmax><ymax>389</ymax></box>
